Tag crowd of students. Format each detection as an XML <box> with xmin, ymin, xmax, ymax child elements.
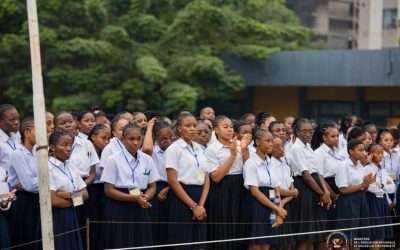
<box><xmin>0</xmin><ymin>104</ymin><xmax>399</xmax><ymax>250</ymax></box>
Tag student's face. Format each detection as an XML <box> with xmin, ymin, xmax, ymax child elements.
<box><xmin>91</xmin><ymin>129</ymin><xmax>111</xmax><ymax>151</ymax></box>
<box><xmin>56</xmin><ymin>113</ymin><xmax>77</xmax><ymax>135</ymax></box>
<box><xmin>96</xmin><ymin>116</ymin><xmax>110</xmax><ymax>126</ymax></box>
<box><xmin>121</xmin><ymin>112</ymin><xmax>134</xmax><ymax>122</ymax></box>
<box><xmin>25</xmin><ymin>126</ymin><xmax>36</xmax><ymax>145</ymax></box>
<box><xmin>260</xmin><ymin>116</ymin><xmax>276</xmax><ymax>130</ymax></box>
<box><xmin>323</xmin><ymin>128</ymin><xmax>339</xmax><ymax>148</ymax></box>
<box><xmin>371</xmin><ymin>146</ymin><xmax>384</xmax><ymax>164</ymax></box>
<box><xmin>215</xmin><ymin>119</ymin><xmax>234</xmax><ymax>142</ymax></box>
<box><xmin>52</xmin><ymin>135</ymin><xmax>73</xmax><ymax>162</ymax></box>
<box><xmin>157</xmin><ymin>128</ymin><xmax>174</xmax><ymax>151</ymax></box>
<box><xmin>362</xmin><ymin>132</ymin><xmax>372</xmax><ymax>148</ymax></box>
<box><xmin>297</xmin><ymin>122</ymin><xmax>313</xmax><ymax>144</ymax></box>
<box><xmin>134</xmin><ymin>113</ymin><xmax>147</xmax><ymax>128</ymax></box>
<box><xmin>195</xmin><ymin>123</ymin><xmax>212</xmax><ymax>146</ymax></box>
<box><xmin>272</xmin><ymin>137</ymin><xmax>284</xmax><ymax>159</ymax></box>
<box><xmin>0</xmin><ymin>108</ymin><xmax>20</xmax><ymax>133</ymax></box>
<box><xmin>270</xmin><ymin>123</ymin><xmax>286</xmax><ymax>142</ymax></box>
<box><xmin>123</xmin><ymin>129</ymin><xmax>143</xmax><ymax>155</ymax></box>
<box><xmin>349</xmin><ymin>144</ymin><xmax>366</xmax><ymax>162</ymax></box>
<box><xmin>256</xmin><ymin>132</ymin><xmax>273</xmax><ymax>155</ymax></box>
<box><xmin>178</xmin><ymin>116</ymin><xmax>197</xmax><ymax>142</ymax></box>
<box><xmin>79</xmin><ymin>113</ymin><xmax>95</xmax><ymax>135</ymax></box>
<box><xmin>46</xmin><ymin>113</ymin><xmax>55</xmax><ymax>137</ymax></box>
<box><xmin>380</xmin><ymin>133</ymin><xmax>394</xmax><ymax>152</ymax></box>
<box><xmin>201</xmin><ymin>108</ymin><xmax>215</xmax><ymax>122</ymax></box>
<box><xmin>284</xmin><ymin>117</ymin><xmax>294</xmax><ymax>136</ymax></box>
<box><xmin>244</xmin><ymin>115</ymin><xmax>256</xmax><ymax>128</ymax></box>
<box><xmin>367</xmin><ymin>126</ymin><xmax>377</xmax><ymax>142</ymax></box>
<box><xmin>113</xmin><ymin>119</ymin><xmax>129</xmax><ymax>140</ymax></box>
<box><xmin>238</xmin><ymin>125</ymin><xmax>252</xmax><ymax>140</ymax></box>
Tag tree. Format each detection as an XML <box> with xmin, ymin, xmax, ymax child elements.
<box><xmin>0</xmin><ymin>0</ymin><xmax>312</xmax><ymax>116</ymax></box>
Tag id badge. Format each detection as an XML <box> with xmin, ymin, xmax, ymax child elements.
<box><xmin>129</xmin><ymin>188</ymin><xmax>142</xmax><ymax>196</ymax></box>
<box><xmin>197</xmin><ymin>171</ymin><xmax>205</xmax><ymax>183</ymax></box>
<box><xmin>376</xmin><ymin>191</ymin><xmax>384</xmax><ymax>198</ymax></box>
<box><xmin>388</xmin><ymin>172</ymin><xmax>397</xmax><ymax>182</ymax></box>
<box><xmin>269</xmin><ymin>189</ymin><xmax>276</xmax><ymax>199</ymax></box>
<box><xmin>71</xmin><ymin>192</ymin><xmax>84</xmax><ymax>207</ymax></box>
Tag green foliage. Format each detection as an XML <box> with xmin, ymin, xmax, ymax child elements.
<box><xmin>1</xmin><ymin>0</ymin><xmax>312</xmax><ymax>115</ymax></box>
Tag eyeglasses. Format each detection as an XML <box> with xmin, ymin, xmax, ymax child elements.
<box><xmin>299</xmin><ymin>129</ymin><xmax>313</xmax><ymax>134</ymax></box>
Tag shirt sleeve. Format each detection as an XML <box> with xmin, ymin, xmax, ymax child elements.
<box><xmin>100</xmin><ymin>146</ymin><xmax>112</xmax><ymax>169</ymax></box>
<box><xmin>48</xmin><ymin>167</ymin><xmax>59</xmax><ymax>191</ymax></box>
<box><xmin>88</xmin><ymin>141</ymin><xmax>100</xmax><ymax>167</ymax></box>
<box><xmin>335</xmin><ymin>163</ymin><xmax>349</xmax><ymax>188</ymax></box>
<box><xmin>72</xmin><ymin>167</ymin><xmax>87</xmax><ymax>191</ymax></box>
<box><xmin>290</xmin><ymin>147</ymin><xmax>309</xmax><ymax>174</ymax></box>
<box><xmin>243</xmin><ymin>160</ymin><xmax>259</xmax><ymax>188</ymax></box>
<box><xmin>147</xmin><ymin>158</ymin><xmax>160</xmax><ymax>184</ymax></box>
<box><xmin>382</xmin><ymin>170</ymin><xmax>396</xmax><ymax>194</ymax></box>
<box><xmin>165</xmin><ymin>145</ymin><xmax>179</xmax><ymax>170</ymax></box>
<box><xmin>10</xmin><ymin>151</ymin><xmax>38</xmax><ymax>191</ymax></box>
<box><xmin>100</xmin><ymin>157</ymin><xmax>118</xmax><ymax>185</ymax></box>
<box><xmin>313</xmin><ymin>150</ymin><xmax>325</xmax><ymax>176</ymax></box>
<box><xmin>204</xmin><ymin>146</ymin><xmax>220</xmax><ymax>173</ymax></box>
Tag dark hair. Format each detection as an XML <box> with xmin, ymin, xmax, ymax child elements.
<box><xmin>77</xmin><ymin>111</ymin><xmax>94</xmax><ymax>122</ymax></box>
<box><xmin>54</xmin><ymin>111</ymin><xmax>73</xmax><ymax>126</ymax></box>
<box><xmin>255</xmin><ymin>112</ymin><xmax>272</xmax><ymax>128</ymax></box>
<box><xmin>376</xmin><ymin>129</ymin><xmax>392</xmax><ymax>144</ymax></box>
<box><xmin>389</xmin><ymin>128</ymin><xmax>400</xmax><ymax>141</ymax></box>
<box><xmin>110</xmin><ymin>115</ymin><xmax>127</xmax><ymax>133</ymax></box>
<box><xmin>0</xmin><ymin>104</ymin><xmax>17</xmax><ymax>120</ymax></box>
<box><xmin>367</xmin><ymin>143</ymin><xmax>382</xmax><ymax>154</ymax></box>
<box><xmin>213</xmin><ymin>115</ymin><xmax>230</xmax><ymax>128</ymax></box>
<box><xmin>293</xmin><ymin>118</ymin><xmax>311</xmax><ymax>136</ymax></box>
<box><xmin>49</xmin><ymin>129</ymin><xmax>73</xmax><ymax>147</ymax></box>
<box><xmin>268</xmin><ymin>121</ymin><xmax>284</xmax><ymax>133</ymax></box>
<box><xmin>253</xmin><ymin>128</ymin><xmax>271</xmax><ymax>147</ymax></box>
<box><xmin>122</xmin><ymin>123</ymin><xmax>143</xmax><ymax>137</ymax></box>
<box><xmin>94</xmin><ymin>110</ymin><xmax>107</xmax><ymax>118</ymax></box>
<box><xmin>240</xmin><ymin>113</ymin><xmax>255</xmax><ymax>123</ymax></box>
<box><xmin>154</xmin><ymin>121</ymin><xmax>173</xmax><ymax>139</ymax></box>
<box><xmin>20</xmin><ymin>117</ymin><xmax>34</xmax><ymax>143</ymax></box>
<box><xmin>339</xmin><ymin>115</ymin><xmax>353</xmax><ymax>136</ymax></box>
<box><xmin>88</xmin><ymin>124</ymin><xmax>109</xmax><ymax>142</ymax></box>
<box><xmin>311</xmin><ymin>121</ymin><xmax>337</xmax><ymax>150</ymax></box>
<box><xmin>176</xmin><ymin>112</ymin><xmax>195</xmax><ymax>128</ymax></box>
<box><xmin>347</xmin><ymin>139</ymin><xmax>363</xmax><ymax>153</ymax></box>
<box><xmin>232</xmin><ymin>119</ymin><xmax>240</xmax><ymax>134</ymax></box>
<box><xmin>347</xmin><ymin>126</ymin><xmax>364</xmax><ymax>141</ymax></box>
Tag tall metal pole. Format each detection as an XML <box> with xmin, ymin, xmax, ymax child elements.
<box><xmin>26</xmin><ymin>0</ymin><xmax>55</xmax><ymax>249</ymax></box>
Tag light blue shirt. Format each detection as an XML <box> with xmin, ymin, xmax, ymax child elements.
<box><xmin>0</xmin><ymin>129</ymin><xmax>19</xmax><ymax>175</ymax></box>
<box><xmin>152</xmin><ymin>145</ymin><xmax>167</xmax><ymax>182</ymax></box>
<box><xmin>243</xmin><ymin>155</ymin><xmax>279</xmax><ymax>189</ymax></box>
<box><xmin>9</xmin><ymin>145</ymin><xmax>39</xmax><ymax>192</ymax></box>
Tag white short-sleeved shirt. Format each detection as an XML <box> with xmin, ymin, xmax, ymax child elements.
<box><xmin>314</xmin><ymin>143</ymin><xmax>346</xmax><ymax>178</ymax></box>
<box><xmin>288</xmin><ymin>138</ymin><xmax>318</xmax><ymax>177</ymax></box>
<box><xmin>101</xmin><ymin>148</ymin><xmax>160</xmax><ymax>189</ymax></box>
<box><xmin>0</xmin><ymin>129</ymin><xmax>19</xmax><ymax>174</ymax></box>
<box><xmin>381</xmin><ymin>151</ymin><xmax>400</xmax><ymax>182</ymax></box>
<box><xmin>164</xmin><ymin>138</ymin><xmax>208</xmax><ymax>186</ymax></box>
<box><xmin>364</xmin><ymin>163</ymin><xmax>396</xmax><ymax>195</ymax></box>
<box><xmin>68</xmin><ymin>135</ymin><xmax>99</xmax><ymax>177</ymax></box>
<box><xmin>243</xmin><ymin>155</ymin><xmax>279</xmax><ymax>189</ymax></box>
<box><xmin>270</xmin><ymin>156</ymin><xmax>293</xmax><ymax>190</ymax></box>
<box><xmin>49</xmin><ymin>157</ymin><xmax>86</xmax><ymax>192</ymax></box>
<box><xmin>9</xmin><ymin>145</ymin><xmax>39</xmax><ymax>192</ymax></box>
<box><xmin>152</xmin><ymin>144</ymin><xmax>167</xmax><ymax>182</ymax></box>
<box><xmin>204</xmin><ymin>139</ymin><xmax>243</xmax><ymax>175</ymax></box>
<box><xmin>335</xmin><ymin>158</ymin><xmax>364</xmax><ymax>188</ymax></box>
<box><xmin>338</xmin><ymin>132</ymin><xmax>348</xmax><ymax>158</ymax></box>
<box><xmin>0</xmin><ymin>168</ymin><xmax>9</xmax><ymax>194</ymax></box>
<box><xmin>100</xmin><ymin>137</ymin><xmax>124</xmax><ymax>169</ymax></box>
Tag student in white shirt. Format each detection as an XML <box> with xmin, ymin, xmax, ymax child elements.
<box><xmin>165</xmin><ymin>112</ymin><xmax>210</xmax><ymax>249</ymax></box>
<box><xmin>0</xmin><ymin>104</ymin><xmax>20</xmax><ymax>175</ymax></box>
<box><xmin>335</xmin><ymin>139</ymin><xmax>374</xmax><ymax>241</ymax></box>
<box><xmin>48</xmin><ymin>130</ymin><xmax>88</xmax><ymax>250</ymax></box>
<box><xmin>288</xmin><ymin>118</ymin><xmax>331</xmax><ymax>248</ymax></box>
<box><xmin>0</xmin><ymin>167</ymin><xmax>15</xmax><ymax>249</ymax></box>
<box><xmin>194</xmin><ymin>119</ymin><xmax>212</xmax><ymax>149</ymax></box>
<box><xmin>142</xmin><ymin>118</ymin><xmax>174</xmax><ymax>246</ymax></box>
<box><xmin>242</xmin><ymin>129</ymin><xmax>286</xmax><ymax>250</ymax></box>
<box><xmin>101</xmin><ymin>123</ymin><xmax>159</xmax><ymax>249</ymax></box>
<box><xmin>76</xmin><ymin>111</ymin><xmax>96</xmax><ymax>140</ymax></box>
<box><xmin>364</xmin><ymin>144</ymin><xmax>395</xmax><ymax>242</ymax></box>
<box><xmin>205</xmin><ymin>115</ymin><xmax>251</xmax><ymax>250</ymax></box>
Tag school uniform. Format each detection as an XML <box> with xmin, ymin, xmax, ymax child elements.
<box><xmin>101</xmin><ymin>148</ymin><xmax>159</xmax><ymax>249</ymax></box>
<box><xmin>8</xmin><ymin>145</ymin><xmax>42</xmax><ymax>250</ymax></box>
<box><xmin>0</xmin><ymin>168</ymin><xmax>11</xmax><ymax>249</ymax></box>
<box><xmin>100</xmin><ymin>137</ymin><xmax>124</xmax><ymax>169</ymax></box>
<box><xmin>204</xmin><ymin>139</ymin><xmax>244</xmax><ymax>250</ymax></box>
<box><xmin>90</xmin><ymin>161</ymin><xmax>106</xmax><ymax>250</ymax></box>
<box><xmin>269</xmin><ymin>156</ymin><xmax>295</xmax><ymax>246</ymax></box>
<box><xmin>49</xmin><ymin>156</ymin><xmax>86</xmax><ymax>250</ymax></box>
<box><xmin>335</xmin><ymin>158</ymin><xmax>370</xmax><ymax>240</ymax></box>
<box><xmin>150</xmin><ymin>144</ymin><xmax>169</xmax><ymax>246</ymax></box>
<box><xmin>242</xmin><ymin>154</ymin><xmax>279</xmax><ymax>245</ymax></box>
<box><xmin>338</xmin><ymin>132</ymin><xmax>348</xmax><ymax>159</ymax></box>
<box><xmin>0</xmin><ymin>128</ymin><xmax>20</xmax><ymax>175</ymax></box>
<box><xmin>165</xmin><ymin>138</ymin><xmax>208</xmax><ymax>249</ymax></box>
<box><xmin>314</xmin><ymin>143</ymin><xmax>346</xmax><ymax>229</ymax></box>
<box><xmin>381</xmin><ymin>150</ymin><xmax>399</xmax><ymax>205</ymax></box>
<box><xmin>364</xmin><ymin>163</ymin><xmax>395</xmax><ymax>240</ymax></box>
<box><xmin>287</xmin><ymin>138</ymin><xmax>327</xmax><ymax>243</ymax></box>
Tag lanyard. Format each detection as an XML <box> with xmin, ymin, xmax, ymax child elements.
<box><xmin>115</xmin><ymin>138</ymin><xmax>125</xmax><ymax>151</ymax></box>
<box><xmin>186</xmin><ymin>145</ymin><xmax>200</xmax><ymax>168</ymax></box>
<box><xmin>383</xmin><ymin>154</ymin><xmax>394</xmax><ymax>173</ymax></box>
<box><xmin>263</xmin><ymin>157</ymin><xmax>272</xmax><ymax>186</ymax></box>
<box><xmin>328</xmin><ymin>150</ymin><xmax>345</xmax><ymax>161</ymax></box>
<box><xmin>122</xmin><ymin>150</ymin><xmax>140</xmax><ymax>183</ymax></box>
<box><xmin>6</xmin><ymin>139</ymin><xmax>16</xmax><ymax>151</ymax></box>
<box><xmin>50</xmin><ymin>160</ymin><xmax>77</xmax><ymax>191</ymax></box>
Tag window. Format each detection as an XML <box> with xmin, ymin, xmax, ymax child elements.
<box><xmin>383</xmin><ymin>8</ymin><xmax>398</xmax><ymax>30</ymax></box>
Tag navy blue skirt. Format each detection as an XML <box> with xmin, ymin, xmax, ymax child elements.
<box><xmin>273</xmin><ymin>191</ymin><xmax>297</xmax><ymax>247</ymax></box>
<box><xmin>336</xmin><ymin>191</ymin><xmax>370</xmax><ymax>240</ymax></box>
<box><xmin>8</xmin><ymin>191</ymin><xmax>42</xmax><ymax>250</ymax></box>
<box><xmin>206</xmin><ymin>174</ymin><xmax>244</xmax><ymax>250</ymax></box>
<box><xmin>291</xmin><ymin>175</ymin><xmax>328</xmax><ymax>243</ymax></box>
<box><xmin>0</xmin><ymin>211</ymin><xmax>10</xmax><ymax>249</ymax></box>
<box><xmin>102</xmin><ymin>188</ymin><xmax>153</xmax><ymax>249</ymax></box>
<box><xmin>168</xmin><ymin>184</ymin><xmax>207</xmax><ymax>250</ymax></box>
<box><xmin>366</xmin><ymin>192</ymin><xmax>393</xmax><ymax>240</ymax></box>
<box><xmin>53</xmin><ymin>207</ymin><xmax>83</xmax><ymax>250</ymax></box>
<box><xmin>242</xmin><ymin>186</ymin><xmax>278</xmax><ymax>245</ymax></box>
<box><xmin>325</xmin><ymin>177</ymin><xmax>339</xmax><ymax>230</ymax></box>
<box><xmin>87</xmin><ymin>183</ymin><xmax>105</xmax><ymax>250</ymax></box>
<box><xmin>149</xmin><ymin>181</ymin><xmax>170</xmax><ymax>246</ymax></box>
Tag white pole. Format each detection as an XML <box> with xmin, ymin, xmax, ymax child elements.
<box><xmin>26</xmin><ymin>0</ymin><xmax>55</xmax><ymax>249</ymax></box>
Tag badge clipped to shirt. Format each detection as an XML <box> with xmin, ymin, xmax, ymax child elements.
<box><xmin>197</xmin><ymin>170</ymin><xmax>205</xmax><ymax>183</ymax></box>
<box><xmin>269</xmin><ymin>189</ymin><xmax>276</xmax><ymax>199</ymax></box>
<box><xmin>71</xmin><ymin>192</ymin><xmax>84</xmax><ymax>207</ymax></box>
<box><xmin>376</xmin><ymin>190</ymin><xmax>384</xmax><ymax>198</ymax></box>
<box><xmin>129</xmin><ymin>188</ymin><xmax>142</xmax><ymax>196</ymax></box>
